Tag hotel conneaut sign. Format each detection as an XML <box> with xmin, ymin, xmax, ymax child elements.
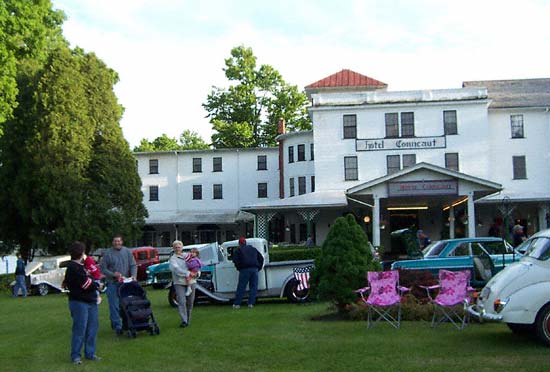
<box><xmin>388</xmin><ymin>180</ymin><xmax>458</xmax><ymax>197</ymax></box>
<box><xmin>356</xmin><ymin>135</ymin><xmax>446</xmax><ymax>151</ymax></box>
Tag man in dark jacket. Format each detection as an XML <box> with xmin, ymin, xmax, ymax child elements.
<box><xmin>12</xmin><ymin>253</ymin><xmax>27</xmax><ymax>298</ymax></box>
<box><xmin>232</xmin><ymin>237</ymin><xmax>264</xmax><ymax>309</ymax></box>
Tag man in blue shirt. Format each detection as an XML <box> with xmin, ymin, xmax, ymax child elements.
<box><xmin>232</xmin><ymin>238</ymin><xmax>264</xmax><ymax>309</ymax></box>
<box><xmin>13</xmin><ymin>253</ymin><xmax>27</xmax><ymax>298</ymax></box>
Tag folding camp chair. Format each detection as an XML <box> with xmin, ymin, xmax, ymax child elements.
<box><xmin>420</xmin><ymin>270</ymin><xmax>475</xmax><ymax>330</ymax></box>
<box><xmin>355</xmin><ymin>271</ymin><xmax>410</xmax><ymax>329</ymax></box>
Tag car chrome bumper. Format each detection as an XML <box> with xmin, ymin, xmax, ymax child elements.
<box><xmin>467</xmin><ymin>304</ymin><xmax>503</xmax><ymax>322</ymax></box>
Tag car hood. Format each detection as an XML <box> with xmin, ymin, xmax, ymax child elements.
<box><xmin>147</xmin><ymin>262</ymin><xmax>168</xmax><ymax>273</ymax></box>
<box><xmin>482</xmin><ymin>259</ymin><xmax>533</xmax><ymax>301</ymax></box>
<box><xmin>25</xmin><ymin>261</ymin><xmax>43</xmax><ymax>276</ymax></box>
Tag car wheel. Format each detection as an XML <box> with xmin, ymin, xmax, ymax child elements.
<box><xmin>37</xmin><ymin>283</ymin><xmax>49</xmax><ymax>296</ymax></box>
<box><xmin>507</xmin><ymin>322</ymin><xmax>534</xmax><ymax>334</ymax></box>
<box><xmin>168</xmin><ymin>286</ymin><xmax>178</xmax><ymax>307</ymax></box>
<box><xmin>285</xmin><ymin>279</ymin><xmax>309</xmax><ymax>303</ymax></box>
<box><xmin>535</xmin><ymin>303</ymin><xmax>550</xmax><ymax>346</ymax></box>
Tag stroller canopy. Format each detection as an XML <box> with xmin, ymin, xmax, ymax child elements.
<box><xmin>118</xmin><ymin>281</ymin><xmax>146</xmax><ymax>299</ymax></box>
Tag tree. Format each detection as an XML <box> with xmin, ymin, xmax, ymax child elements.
<box><xmin>133</xmin><ymin>130</ymin><xmax>209</xmax><ymax>152</ymax></box>
<box><xmin>203</xmin><ymin>45</ymin><xmax>311</xmax><ymax>148</ymax></box>
<box><xmin>0</xmin><ymin>46</ymin><xmax>147</xmax><ymax>256</ymax></box>
<box><xmin>0</xmin><ymin>0</ymin><xmax>65</xmax><ymax>131</ymax></box>
<box><xmin>179</xmin><ymin>129</ymin><xmax>209</xmax><ymax>150</ymax></box>
<box><xmin>311</xmin><ymin>214</ymin><xmax>380</xmax><ymax>312</ymax></box>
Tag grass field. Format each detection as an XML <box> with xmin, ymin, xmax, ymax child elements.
<box><xmin>1</xmin><ymin>289</ymin><xmax>548</xmax><ymax>372</ymax></box>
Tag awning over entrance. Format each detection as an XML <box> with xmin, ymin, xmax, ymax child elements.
<box><xmin>241</xmin><ymin>190</ymin><xmax>348</xmax><ymax>211</ymax></box>
<box><xmin>146</xmin><ymin>210</ymin><xmax>254</xmax><ymax>225</ymax></box>
<box><xmin>346</xmin><ymin>162</ymin><xmax>502</xmax><ymax>246</ymax></box>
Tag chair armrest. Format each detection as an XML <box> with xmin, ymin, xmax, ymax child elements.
<box><xmin>419</xmin><ymin>285</ymin><xmax>440</xmax><ymax>290</ymax></box>
<box><xmin>354</xmin><ymin>286</ymin><xmax>370</xmax><ymax>294</ymax></box>
<box><xmin>397</xmin><ymin>286</ymin><xmax>410</xmax><ymax>293</ymax></box>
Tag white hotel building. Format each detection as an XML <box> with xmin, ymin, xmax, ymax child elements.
<box><xmin>135</xmin><ymin>70</ymin><xmax>550</xmax><ymax>255</ymax></box>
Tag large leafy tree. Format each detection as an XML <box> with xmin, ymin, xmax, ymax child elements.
<box><xmin>134</xmin><ymin>130</ymin><xmax>209</xmax><ymax>152</ymax></box>
<box><xmin>203</xmin><ymin>45</ymin><xmax>311</xmax><ymax>148</ymax></box>
<box><xmin>0</xmin><ymin>0</ymin><xmax>65</xmax><ymax>131</ymax></box>
<box><xmin>0</xmin><ymin>46</ymin><xmax>147</xmax><ymax>256</ymax></box>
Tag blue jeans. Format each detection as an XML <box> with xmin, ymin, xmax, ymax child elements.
<box><xmin>13</xmin><ymin>275</ymin><xmax>27</xmax><ymax>297</ymax></box>
<box><xmin>106</xmin><ymin>282</ymin><xmax>122</xmax><ymax>330</ymax></box>
<box><xmin>234</xmin><ymin>268</ymin><xmax>259</xmax><ymax>306</ymax></box>
<box><xmin>69</xmin><ymin>300</ymin><xmax>98</xmax><ymax>361</ymax></box>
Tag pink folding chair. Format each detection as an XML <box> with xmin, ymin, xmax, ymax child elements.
<box><xmin>420</xmin><ymin>270</ymin><xmax>475</xmax><ymax>330</ymax></box>
<box><xmin>355</xmin><ymin>271</ymin><xmax>410</xmax><ymax>329</ymax></box>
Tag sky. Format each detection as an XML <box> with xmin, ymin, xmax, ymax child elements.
<box><xmin>52</xmin><ymin>0</ymin><xmax>550</xmax><ymax>148</ymax></box>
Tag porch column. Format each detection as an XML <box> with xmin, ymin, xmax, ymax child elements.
<box><xmin>255</xmin><ymin>212</ymin><xmax>276</xmax><ymax>240</ymax></box>
<box><xmin>467</xmin><ymin>193</ymin><xmax>476</xmax><ymax>237</ymax></box>
<box><xmin>297</xmin><ymin>209</ymin><xmax>320</xmax><ymax>240</ymax></box>
<box><xmin>373</xmin><ymin>195</ymin><xmax>381</xmax><ymax>247</ymax></box>
<box><xmin>538</xmin><ymin>204</ymin><xmax>550</xmax><ymax>230</ymax></box>
<box><xmin>449</xmin><ymin>206</ymin><xmax>455</xmax><ymax>239</ymax></box>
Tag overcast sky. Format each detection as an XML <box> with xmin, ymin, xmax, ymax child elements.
<box><xmin>52</xmin><ymin>0</ymin><xmax>550</xmax><ymax>147</ymax></box>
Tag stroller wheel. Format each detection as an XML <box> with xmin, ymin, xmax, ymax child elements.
<box><xmin>127</xmin><ymin>331</ymin><xmax>132</xmax><ymax>338</ymax></box>
<box><xmin>132</xmin><ymin>330</ymin><xmax>137</xmax><ymax>338</ymax></box>
<box><xmin>154</xmin><ymin>326</ymin><xmax>160</xmax><ymax>335</ymax></box>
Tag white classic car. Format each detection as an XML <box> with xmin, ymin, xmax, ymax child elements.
<box><xmin>11</xmin><ymin>255</ymin><xmax>70</xmax><ymax>296</ymax></box>
<box><xmin>468</xmin><ymin>229</ymin><xmax>550</xmax><ymax>346</ymax></box>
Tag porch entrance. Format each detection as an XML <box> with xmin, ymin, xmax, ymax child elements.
<box><xmin>389</xmin><ymin>211</ymin><xmax>419</xmax><ymax>232</ymax></box>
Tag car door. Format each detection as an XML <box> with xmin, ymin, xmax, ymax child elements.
<box><xmin>482</xmin><ymin>240</ymin><xmax>518</xmax><ymax>270</ymax></box>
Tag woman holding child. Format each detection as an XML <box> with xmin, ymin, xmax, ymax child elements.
<box><xmin>169</xmin><ymin>240</ymin><xmax>201</xmax><ymax>328</ymax></box>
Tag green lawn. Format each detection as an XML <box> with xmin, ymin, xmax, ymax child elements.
<box><xmin>1</xmin><ymin>289</ymin><xmax>548</xmax><ymax>372</ymax></box>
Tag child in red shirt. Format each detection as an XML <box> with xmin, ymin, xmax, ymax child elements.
<box><xmin>83</xmin><ymin>254</ymin><xmax>103</xmax><ymax>304</ymax></box>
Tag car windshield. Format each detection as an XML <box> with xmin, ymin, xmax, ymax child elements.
<box><xmin>525</xmin><ymin>237</ymin><xmax>550</xmax><ymax>261</ymax></box>
<box><xmin>422</xmin><ymin>241</ymin><xmax>448</xmax><ymax>257</ymax></box>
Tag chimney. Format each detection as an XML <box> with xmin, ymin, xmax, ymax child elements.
<box><xmin>278</xmin><ymin>119</ymin><xmax>285</xmax><ymax>199</ymax></box>
<box><xmin>278</xmin><ymin>118</ymin><xmax>286</xmax><ymax>135</ymax></box>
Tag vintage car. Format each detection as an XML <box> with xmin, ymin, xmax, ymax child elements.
<box><xmin>11</xmin><ymin>255</ymin><xmax>70</xmax><ymax>296</ymax></box>
<box><xmin>130</xmin><ymin>247</ymin><xmax>160</xmax><ymax>281</ymax></box>
<box><xmin>391</xmin><ymin>237</ymin><xmax>520</xmax><ymax>287</ymax></box>
<box><xmin>467</xmin><ymin>229</ymin><xmax>550</xmax><ymax>346</ymax></box>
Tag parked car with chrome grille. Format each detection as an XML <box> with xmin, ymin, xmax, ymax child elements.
<box><xmin>467</xmin><ymin>228</ymin><xmax>550</xmax><ymax>346</ymax></box>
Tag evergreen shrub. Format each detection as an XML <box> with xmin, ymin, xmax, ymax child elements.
<box><xmin>311</xmin><ymin>214</ymin><xmax>381</xmax><ymax>312</ymax></box>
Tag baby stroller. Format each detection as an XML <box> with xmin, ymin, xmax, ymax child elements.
<box><xmin>118</xmin><ymin>281</ymin><xmax>160</xmax><ymax>338</ymax></box>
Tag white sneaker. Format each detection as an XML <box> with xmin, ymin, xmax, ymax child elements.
<box><xmin>232</xmin><ymin>304</ymin><xmax>240</xmax><ymax>309</ymax></box>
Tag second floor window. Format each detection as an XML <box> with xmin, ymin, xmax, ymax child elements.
<box><xmin>445</xmin><ymin>153</ymin><xmax>459</xmax><ymax>171</ymax></box>
<box><xmin>386</xmin><ymin>155</ymin><xmax>400</xmax><ymax>174</ymax></box>
<box><xmin>402</xmin><ymin>154</ymin><xmax>416</xmax><ymax>168</ymax></box>
<box><xmin>213</xmin><ymin>184</ymin><xmax>223</xmax><ymax>199</ymax></box>
<box><xmin>289</xmin><ymin>177</ymin><xmax>295</xmax><ymax>197</ymax></box>
<box><xmin>192</xmin><ymin>158</ymin><xmax>202</xmax><ymax>173</ymax></box>
<box><xmin>343</xmin><ymin>114</ymin><xmax>357</xmax><ymax>139</ymax></box>
<box><xmin>298</xmin><ymin>176</ymin><xmax>306</xmax><ymax>195</ymax></box>
<box><xmin>511</xmin><ymin>114</ymin><xmax>524</xmax><ymax>138</ymax></box>
<box><xmin>192</xmin><ymin>185</ymin><xmax>202</xmax><ymax>200</ymax></box>
<box><xmin>344</xmin><ymin>156</ymin><xmax>358</xmax><ymax>180</ymax></box>
<box><xmin>149</xmin><ymin>159</ymin><xmax>159</xmax><ymax>174</ymax></box>
<box><xmin>288</xmin><ymin>146</ymin><xmax>294</xmax><ymax>163</ymax></box>
<box><xmin>213</xmin><ymin>157</ymin><xmax>222</xmax><ymax>172</ymax></box>
<box><xmin>297</xmin><ymin>144</ymin><xmax>305</xmax><ymax>161</ymax></box>
<box><xmin>257</xmin><ymin>183</ymin><xmax>268</xmax><ymax>198</ymax></box>
<box><xmin>444</xmin><ymin>110</ymin><xmax>458</xmax><ymax>135</ymax></box>
<box><xmin>513</xmin><ymin>156</ymin><xmax>527</xmax><ymax>179</ymax></box>
<box><xmin>149</xmin><ymin>186</ymin><xmax>159</xmax><ymax>201</ymax></box>
<box><xmin>257</xmin><ymin>155</ymin><xmax>267</xmax><ymax>170</ymax></box>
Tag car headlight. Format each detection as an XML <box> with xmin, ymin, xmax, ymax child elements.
<box><xmin>494</xmin><ymin>297</ymin><xmax>510</xmax><ymax>313</ymax></box>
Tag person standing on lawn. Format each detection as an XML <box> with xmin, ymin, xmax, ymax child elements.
<box><xmin>64</xmin><ymin>241</ymin><xmax>102</xmax><ymax>365</ymax></box>
<box><xmin>232</xmin><ymin>237</ymin><xmax>264</xmax><ymax>309</ymax></box>
<box><xmin>12</xmin><ymin>253</ymin><xmax>27</xmax><ymax>298</ymax></box>
<box><xmin>99</xmin><ymin>235</ymin><xmax>137</xmax><ymax>335</ymax></box>
<box><xmin>169</xmin><ymin>240</ymin><xmax>199</xmax><ymax>328</ymax></box>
